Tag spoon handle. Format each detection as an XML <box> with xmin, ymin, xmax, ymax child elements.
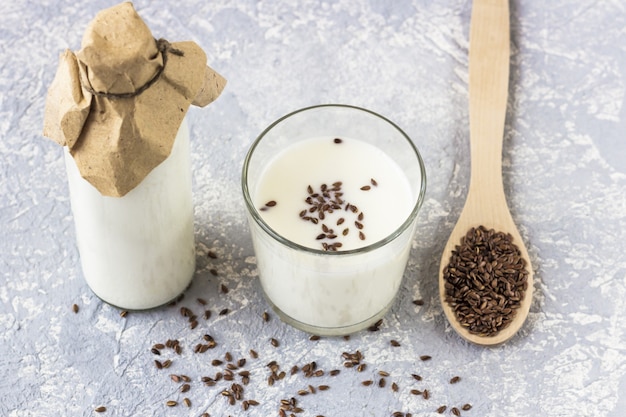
<box><xmin>468</xmin><ymin>0</ymin><xmax>510</xmax><ymax>203</ymax></box>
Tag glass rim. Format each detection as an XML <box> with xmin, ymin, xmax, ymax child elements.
<box><xmin>241</xmin><ymin>103</ymin><xmax>427</xmax><ymax>256</ymax></box>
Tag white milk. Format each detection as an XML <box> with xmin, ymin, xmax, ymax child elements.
<box><xmin>249</xmin><ymin>136</ymin><xmax>417</xmax><ymax>332</ymax></box>
<box><xmin>64</xmin><ymin>119</ymin><xmax>195</xmax><ymax>310</ymax></box>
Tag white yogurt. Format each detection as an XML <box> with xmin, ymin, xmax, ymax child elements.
<box><xmin>248</xmin><ymin>136</ymin><xmax>418</xmax><ymax>333</ymax></box>
<box><xmin>64</xmin><ymin>118</ymin><xmax>195</xmax><ymax>310</ymax></box>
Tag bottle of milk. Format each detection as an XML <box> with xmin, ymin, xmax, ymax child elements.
<box><xmin>42</xmin><ymin>3</ymin><xmax>226</xmax><ymax>309</ymax></box>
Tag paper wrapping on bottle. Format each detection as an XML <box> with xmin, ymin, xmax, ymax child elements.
<box><xmin>42</xmin><ymin>2</ymin><xmax>226</xmax><ymax>197</ymax></box>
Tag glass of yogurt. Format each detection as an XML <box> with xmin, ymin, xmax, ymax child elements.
<box><xmin>242</xmin><ymin>105</ymin><xmax>426</xmax><ymax>335</ymax></box>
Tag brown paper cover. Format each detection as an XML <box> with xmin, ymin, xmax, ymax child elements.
<box><xmin>43</xmin><ymin>2</ymin><xmax>226</xmax><ymax>197</ymax></box>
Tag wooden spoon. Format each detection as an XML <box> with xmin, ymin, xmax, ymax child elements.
<box><xmin>438</xmin><ymin>0</ymin><xmax>533</xmax><ymax>346</ymax></box>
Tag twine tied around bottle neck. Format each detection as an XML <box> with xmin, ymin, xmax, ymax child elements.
<box><xmin>83</xmin><ymin>38</ymin><xmax>184</xmax><ymax>99</ymax></box>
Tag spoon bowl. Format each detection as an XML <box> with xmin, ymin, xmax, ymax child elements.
<box><xmin>438</xmin><ymin>0</ymin><xmax>533</xmax><ymax>346</ymax></box>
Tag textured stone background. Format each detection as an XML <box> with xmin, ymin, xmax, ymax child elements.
<box><xmin>1</xmin><ymin>1</ymin><xmax>625</xmax><ymax>416</ymax></box>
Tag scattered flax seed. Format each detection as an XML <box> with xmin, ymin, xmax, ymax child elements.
<box><xmin>72</xmin><ymin>304</ymin><xmax>79</xmax><ymax>313</ymax></box>
<box><xmin>362</xmin><ymin>380</ymin><xmax>374</xmax><ymax>386</ymax></box>
<box><xmin>166</xmin><ymin>400</ymin><xmax>177</xmax><ymax>407</ymax></box>
<box><xmin>265</xmin><ymin>200</ymin><xmax>277</xmax><ymax>207</ymax></box>
<box><xmin>270</xmin><ymin>338</ymin><xmax>279</xmax><ymax>347</ymax></box>
<box><xmin>451</xmin><ymin>407</ymin><xmax>461</xmax><ymax>416</ymax></box>
<box><xmin>329</xmin><ymin>369</ymin><xmax>341</xmax><ymax>376</ymax></box>
<box><xmin>391</xmin><ymin>382</ymin><xmax>399</xmax><ymax>392</ymax></box>
<box><xmin>219</xmin><ymin>308</ymin><xmax>229</xmax><ymax>316</ymax></box>
<box><xmin>371</xmin><ymin>178</ymin><xmax>378</xmax><ymax>186</ymax></box>
<box><xmin>436</xmin><ymin>405</ymin><xmax>447</xmax><ymax>414</ymax></box>
<box><xmin>420</xmin><ymin>355</ymin><xmax>432</xmax><ymax>361</ymax></box>
<box><xmin>410</xmin><ymin>389</ymin><xmax>422</xmax><ymax>396</ymax></box>
<box><xmin>390</xmin><ymin>340</ymin><xmax>401</xmax><ymax>347</ymax></box>
<box><xmin>450</xmin><ymin>376</ymin><xmax>461</xmax><ymax>384</ymax></box>
<box><xmin>462</xmin><ymin>404</ymin><xmax>472</xmax><ymax>411</ymax></box>
<box><xmin>120</xmin><ymin>310</ymin><xmax>128</xmax><ymax>318</ymax></box>
<box><xmin>249</xmin><ymin>349</ymin><xmax>258</xmax><ymax>359</ymax></box>
<box><xmin>309</xmin><ymin>335</ymin><xmax>320</xmax><ymax>341</ymax></box>
<box><xmin>359</xmin><ymin>231</ymin><xmax>366</xmax><ymax>240</ymax></box>
<box><xmin>262</xmin><ymin>311</ymin><xmax>270</xmax><ymax>322</ymax></box>
<box><xmin>411</xmin><ymin>374</ymin><xmax>422</xmax><ymax>381</ymax></box>
<box><xmin>318</xmin><ymin>385</ymin><xmax>330</xmax><ymax>391</ymax></box>
<box><xmin>209</xmin><ymin>268</ymin><xmax>219</xmax><ymax>276</ymax></box>
<box><xmin>220</xmin><ymin>283</ymin><xmax>229</xmax><ymax>294</ymax></box>
<box><xmin>333</xmin><ymin>138</ymin><xmax>343</xmax><ymax>144</ymax></box>
<box><xmin>412</xmin><ymin>299</ymin><xmax>424</xmax><ymax>306</ymax></box>
<box><xmin>154</xmin><ymin>360</ymin><xmax>163</xmax><ymax>369</ymax></box>
<box><xmin>170</xmin><ymin>374</ymin><xmax>181</xmax><ymax>383</ymax></box>
<box><xmin>368</xmin><ymin>318</ymin><xmax>383</xmax><ymax>331</ymax></box>
<box><xmin>183</xmin><ymin>398</ymin><xmax>191</xmax><ymax>407</ymax></box>
<box><xmin>360</xmin><ymin>185</ymin><xmax>371</xmax><ymax>191</ymax></box>
<box><xmin>378</xmin><ymin>371</ymin><xmax>390</xmax><ymax>377</ymax></box>
<box><xmin>151</xmin><ymin>348</ymin><xmax>161</xmax><ymax>355</ymax></box>
<box><xmin>207</xmin><ymin>251</ymin><xmax>218</xmax><ymax>259</ymax></box>
<box><xmin>94</xmin><ymin>406</ymin><xmax>106</xmax><ymax>413</ymax></box>
<box><xmin>422</xmin><ymin>389</ymin><xmax>430</xmax><ymax>400</ymax></box>
<box><xmin>203</xmin><ymin>310</ymin><xmax>212</xmax><ymax>320</ymax></box>
<box><xmin>378</xmin><ymin>378</ymin><xmax>386</xmax><ymax>388</ymax></box>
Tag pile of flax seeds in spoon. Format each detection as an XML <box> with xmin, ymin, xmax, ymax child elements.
<box><xmin>443</xmin><ymin>225</ymin><xmax>529</xmax><ymax>336</ymax></box>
